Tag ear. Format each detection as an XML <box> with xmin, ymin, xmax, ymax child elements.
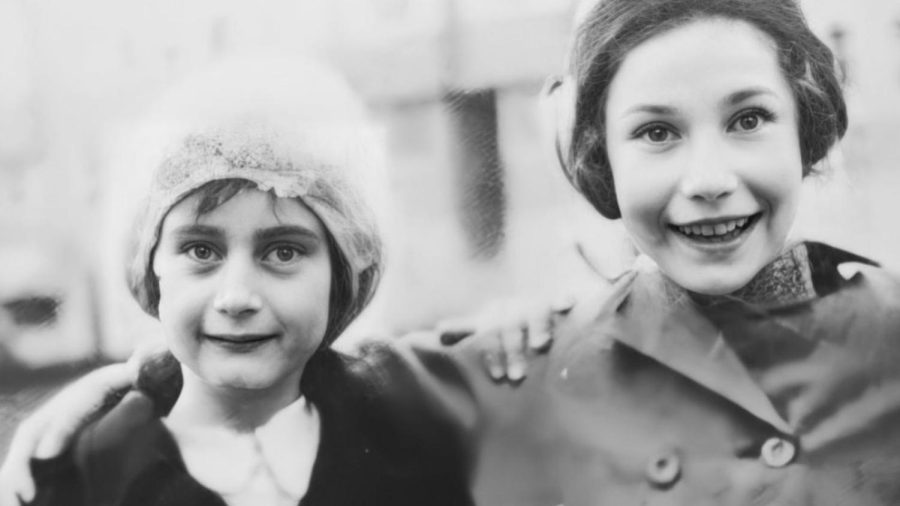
<box><xmin>149</xmin><ymin>250</ymin><xmax>162</xmax><ymax>280</ymax></box>
<box><xmin>540</xmin><ymin>74</ymin><xmax>577</xmax><ymax>176</ymax></box>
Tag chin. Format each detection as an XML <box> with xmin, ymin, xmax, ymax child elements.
<box><xmin>668</xmin><ymin>266</ymin><xmax>758</xmax><ymax>297</ymax></box>
<box><xmin>204</xmin><ymin>369</ymin><xmax>280</xmax><ymax>391</ymax></box>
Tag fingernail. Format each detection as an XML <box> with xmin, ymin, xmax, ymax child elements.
<box><xmin>507</xmin><ymin>363</ymin><xmax>526</xmax><ymax>383</ymax></box>
<box><xmin>551</xmin><ymin>295</ymin><xmax>576</xmax><ymax>314</ymax></box>
<box><xmin>440</xmin><ymin>330</ymin><xmax>473</xmax><ymax>346</ymax></box>
<box><xmin>614</xmin><ymin>269</ymin><xmax>638</xmax><ymax>283</ymax></box>
<box><xmin>530</xmin><ymin>332</ymin><xmax>553</xmax><ymax>352</ymax></box>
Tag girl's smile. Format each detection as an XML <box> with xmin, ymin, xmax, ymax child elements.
<box><xmin>201</xmin><ymin>333</ymin><xmax>280</xmax><ymax>352</ymax></box>
<box><xmin>669</xmin><ymin>213</ymin><xmax>760</xmax><ymax>243</ymax></box>
<box><xmin>604</xmin><ymin>17</ymin><xmax>803</xmax><ymax>295</ymax></box>
<box><xmin>152</xmin><ymin>189</ymin><xmax>332</xmax><ymax>400</ymax></box>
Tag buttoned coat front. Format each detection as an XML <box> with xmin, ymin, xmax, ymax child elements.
<box><xmin>28</xmin><ymin>348</ymin><xmax>474</xmax><ymax>506</ymax></box>
<box><xmin>416</xmin><ymin>243</ymin><xmax>900</xmax><ymax>506</ymax></box>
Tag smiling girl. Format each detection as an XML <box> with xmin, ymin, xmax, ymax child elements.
<box><xmin>504</xmin><ymin>0</ymin><xmax>900</xmax><ymax>503</ymax></box>
<box><xmin>13</xmin><ymin>59</ymin><xmax>474</xmax><ymax>506</ymax></box>
<box><xmin>602</xmin><ymin>16</ymin><xmax>805</xmax><ymax>296</ymax></box>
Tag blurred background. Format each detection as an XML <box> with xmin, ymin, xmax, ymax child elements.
<box><xmin>1</xmin><ymin>0</ymin><xmax>900</xmax><ymax>454</ymax></box>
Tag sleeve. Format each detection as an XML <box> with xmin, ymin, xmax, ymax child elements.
<box><xmin>355</xmin><ymin>340</ymin><xmax>476</xmax><ymax>462</ymax></box>
<box><xmin>386</xmin><ymin>332</ymin><xmax>564</xmax><ymax>506</ymax></box>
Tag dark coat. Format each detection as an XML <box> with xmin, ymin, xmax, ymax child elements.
<box><xmin>28</xmin><ymin>348</ymin><xmax>474</xmax><ymax>506</ymax></box>
<box><xmin>413</xmin><ymin>242</ymin><xmax>900</xmax><ymax>506</ymax></box>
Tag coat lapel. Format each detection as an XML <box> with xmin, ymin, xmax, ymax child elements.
<box><xmin>610</xmin><ymin>272</ymin><xmax>794</xmax><ymax>435</ymax></box>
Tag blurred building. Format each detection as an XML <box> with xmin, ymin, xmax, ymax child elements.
<box><xmin>795</xmin><ymin>0</ymin><xmax>900</xmax><ymax>269</ymax></box>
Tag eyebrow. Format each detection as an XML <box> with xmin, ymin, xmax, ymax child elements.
<box><xmin>621</xmin><ymin>104</ymin><xmax>678</xmax><ymax>117</ymax></box>
<box><xmin>171</xmin><ymin>224</ymin><xmax>225</xmax><ymax>239</ymax></box>
<box><xmin>169</xmin><ymin>224</ymin><xmax>322</xmax><ymax>243</ymax></box>
<box><xmin>721</xmin><ymin>87</ymin><xmax>777</xmax><ymax>107</ymax></box>
<box><xmin>620</xmin><ymin>87</ymin><xmax>779</xmax><ymax>118</ymax></box>
<box><xmin>254</xmin><ymin>225</ymin><xmax>322</xmax><ymax>243</ymax></box>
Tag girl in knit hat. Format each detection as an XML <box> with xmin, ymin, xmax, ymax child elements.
<box><xmin>15</xmin><ymin>56</ymin><xmax>473</xmax><ymax>506</ymax></box>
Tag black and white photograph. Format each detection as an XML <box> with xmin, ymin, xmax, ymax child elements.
<box><xmin>2</xmin><ymin>0</ymin><xmax>900</xmax><ymax>504</ymax></box>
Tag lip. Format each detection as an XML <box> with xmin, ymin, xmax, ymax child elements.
<box><xmin>668</xmin><ymin>212</ymin><xmax>762</xmax><ymax>251</ymax></box>
<box><xmin>670</xmin><ymin>213</ymin><xmax>757</xmax><ymax>228</ymax></box>
<box><xmin>202</xmin><ymin>333</ymin><xmax>279</xmax><ymax>351</ymax></box>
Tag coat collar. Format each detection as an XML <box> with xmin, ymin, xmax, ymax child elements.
<box><xmin>612</xmin><ymin>272</ymin><xmax>795</xmax><ymax>434</ymax></box>
<box><xmin>162</xmin><ymin>395</ymin><xmax>319</xmax><ymax>503</ymax></box>
<box><xmin>608</xmin><ymin>242</ymin><xmax>878</xmax><ymax>436</ymax></box>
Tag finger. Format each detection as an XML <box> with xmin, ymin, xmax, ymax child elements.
<box><xmin>576</xmin><ymin>241</ymin><xmax>606</xmax><ymax>279</ymax></box>
<box><xmin>550</xmin><ymin>293</ymin><xmax>576</xmax><ymax>316</ymax></box>
<box><xmin>599</xmin><ymin>269</ymin><xmax>637</xmax><ymax>314</ymax></box>
<box><xmin>2</xmin><ymin>401</ymin><xmax>58</xmax><ymax>503</ymax></box>
<box><xmin>15</xmin><ymin>469</ymin><xmax>35</xmax><ymax>504</ymax></box>
<box><xmin>568</xmin><ymin>269</ymin><xmax>638</xmax><ymax>326</ymax></box>
<box><xmin>34</xmin><ymin>426</ymin><xmax>71</xmax><ymax>460</ymax></box>
<box><xmin>439</xmin><ymin>329</ymin><xmax>475</xmax><ymax>346</ymax></box>
<box><xmin>36</xmin><ymin>364</ymin><xmax>133</xmax><ymax>458</ymax></box>
<box><xmin>4</xmin><ymin>463</ymin><xmax>35</xmax><ymax>505</ymax></box>
<box><xmin>1</xmin><ymin>422</ymin><xmax>45</xmax><ymax>503</ymax></box>
<box><xmin>526</xmin><ymin>313</ymin><xmax>553</xmax><ymax>353</ymax></box>
<box><xmin>482</xmin><ymin>345</ymin><xmax>506</xmax><ymax>383</ymax></box>
<box><xmin>501</xmin><ymin>327</ymin><xmax>527</xmax><ymax>383</ymax></box>
<box><xmin>0</xmin><ymin>472</ymin><xmax>20</xmax><ymax>506</ymax></box>
<box><xmin>435</xmin><ymin>317</ymin><xmax>477</xmax><ymax>346</ymax></box>
<box><xmin>0</xmin><ymin>363</ymin><xmax>134</xmax><ymax>504</ymax></box>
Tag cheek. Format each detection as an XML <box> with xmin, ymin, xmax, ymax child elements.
<box><xmin>154</xmin><ymin>267</ymin><xmax>209</xmax><ymax>331</ymax></box>
<box><xmin>156</xmin><ymin>282</ymin><xmax>199</xmax><ymax>338</ymax></box>
<box><xmin>746</xmin><ymin>134</ymin><xmax>804</xmax><ymax>213</ymax></box>
<box><xmin>611</xmin><ymin>157</ymin><xmax>674</xmax><ymax>238</ymax></box>
<box><xmin>279</xmin><ymin>261</ymin><xmax>333</xmax><ymax>343</ymax></box>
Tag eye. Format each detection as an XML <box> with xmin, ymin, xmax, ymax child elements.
<box><xmin>737</xmin><ymin>114</ymin><xmax>759</xmax><ymax>131</ymax></box>
<box><xmin>263</xmin><ymin>245</ymin><xmax>305</xmax><ymax>265</ymax></box>
<box><xmin>275</xmin><ymin>247</ymin><xmax>297</xmax><ymax>262</ymax></box>
<box><xmin>645</xmin><ymin>127</ymin><xmax>670</xmax><ymax>143</ymax></box>
<box><xmin>185</xmin><ymin>243</ymin><xmax>220</xmax><ymax>262</ymax></box>
<box><xmin>634</xmin><ymin>123</ymin><xmax>678</xmax><ymax>144</ymax></box>
<box><xmin>729</xmin><ymin>108</ymin><xmax>774</xmax><ymax>133</ymax></box>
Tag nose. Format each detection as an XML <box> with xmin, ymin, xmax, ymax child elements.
<box><xmin>678</xmin><ymin>137</ymin><xmax>739</xmax><ymax>201</ymax></box>
<box><xmin>212</xmin><ymin>259</ymin><xmax>263</xmax><ymax>317</ymax></box>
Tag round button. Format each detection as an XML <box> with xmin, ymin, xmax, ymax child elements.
<box><xmin>761</xmin><ymin>437</ymin><xmax>796</xmax><ymax>468</ymax></box>
<box><xmin>645</xmin><ymin>452</ymin><xmax>681</xmax><ymax>489</ymax></box>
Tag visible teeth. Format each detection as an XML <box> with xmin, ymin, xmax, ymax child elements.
<box><xmin>676</xmin><ymin>216</ymin><xmax>751</xmax><ymax>237</ymax></box>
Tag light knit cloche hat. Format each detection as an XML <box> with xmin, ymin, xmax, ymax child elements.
<box><xmin>126</xmin><ymin>55</ymin><xmax>384</xmax><ymax>340</ymax></box>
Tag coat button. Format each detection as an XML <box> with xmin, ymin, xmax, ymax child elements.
<box><xmin>645</xmin><ymin>452</ymin><xmax>681</xmax><ymax>489</ymax></box>
<box><xmin>761</xmin><ymin>437</ymin><xmax>796</xmax><ymax>468</ymax></box>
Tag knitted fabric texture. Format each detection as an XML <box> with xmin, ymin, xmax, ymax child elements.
<box><xmin>129</xmin><ymin>121</ymin><xmax>382</xmax><ymax>326</ymax></box>
<box><xmin>125</xmin><ymin>57</ymin><xmax>383</xmax><ymax>334</ymax></box>
<box><xmin>654</xmin><ymin>242</ymin><xmax>817</xmax><ymax>309</ymax></box>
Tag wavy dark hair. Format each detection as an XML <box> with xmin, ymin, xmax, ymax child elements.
<box><xmin>565</xmin><ymin>0</ymin><xmax>848</xmax><ymax>219</ymax></box>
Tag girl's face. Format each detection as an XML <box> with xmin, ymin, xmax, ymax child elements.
<box><xmin>604</xmin><ymin>18</ymin><xmax>803</xmax><ymax>295</ymax></box>
<box><xmin>153</xmin><ymin>189</ymin><xmax>332</xmax><ymax>395</ymax></box>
